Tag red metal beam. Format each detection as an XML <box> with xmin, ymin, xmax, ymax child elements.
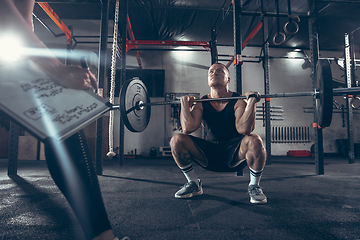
<box><xmin>226</xmin><ymin>20</ymin><xmax>263</xmax><ymax>68</ymax></box>
<box><xmin>37</xmin><ymin>3</ymin><xmax>72</xmax><ymax>45</ymax></box>
<box><xmin>242</xmin><ymin>21</ymin><xmax>263</xmax><ymax>49</ymax></box>
<box><xmin>127</xmin><ymin>16</ymin><xmax>142</xmax><ymax>69</ymax></box>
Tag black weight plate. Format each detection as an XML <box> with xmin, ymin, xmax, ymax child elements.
<box><xmin>120</xmin><ymin>78</ymin><xmax>151</xmax><ymax>132</ymax></box>
<box><xmin>316</xmin><ymin>59</ymin><xmax>333</xmax><ymax>128</ymax></box>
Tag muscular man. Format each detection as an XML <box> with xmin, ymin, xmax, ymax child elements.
<box><xmin>0</xmin><ymin>1</ymin><xmax>125</xmax><ymax>239</ymax></box>
<box><xmin>170</xmin><ymin>63</ymin><xmax>267</xmax><ymax>204</ymax></box>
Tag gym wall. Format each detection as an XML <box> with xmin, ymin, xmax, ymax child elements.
<box><xmin>16</xmin><ymin>18</ymin><xmax>359</xmax><ymax>158</ymax></box>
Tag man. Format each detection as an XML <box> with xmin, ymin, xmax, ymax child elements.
<box><xmin>170</xmin><ymin>62</ymin><xmax>267</xmax><ymax>204</ymax></box>
<box><xmin>0</xmin><ymin>0</ymin><xmax>125</xmax><ymax>239</ymax></box>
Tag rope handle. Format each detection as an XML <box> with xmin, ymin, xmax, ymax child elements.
<box><xmin>107</xmin><ymin>0</ymin><xmax>120</xmax><ymax>158</ymax></box>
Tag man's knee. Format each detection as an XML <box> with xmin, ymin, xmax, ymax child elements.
<box><xmin>244</xmin><ymin>134</ymin><xmax>265</xmax><ymax>151</ymax></box>
<box><xmin>241</xmin><ymin>135</ymin><xmax>266</xmax><ymax>170</ymax></box>
<box><xmin>170</xmin><ymin>133</ymin><xmax>188</xmax><ymax>149</ymax></box>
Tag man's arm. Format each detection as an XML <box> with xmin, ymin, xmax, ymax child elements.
<box><xmin>180</xmin><ymin>96</ymin><xmax>203</xmax><ymax>134</ymax></box>
<box><xmin>235</xmin><ymin>92</ymin><xmax>260</xmax><ymax>135</ymax></box>
<box><xmin>0</xmin><ymin>0</ymin><xmax>97</xmax><ymax>90</ymax></box>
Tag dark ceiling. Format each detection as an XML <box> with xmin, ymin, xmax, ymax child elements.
<box><xmin>33</xmin><ymin>0</ymin><xmax>360</xmax><ymax>52</ymax></box>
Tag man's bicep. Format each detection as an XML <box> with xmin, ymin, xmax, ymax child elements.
<box><xmin>190</xmin><ymin>106</ymin><xmax>203</xmax><ymax>127</ymax></box>
<box><xmin>234</xmin><ymin>100</ymin><xmax>246</xmax><ymax>121</ymax></box>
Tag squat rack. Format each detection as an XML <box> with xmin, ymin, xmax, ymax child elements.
<box><xmin>207</xmin><ymin>0</ymin><xmax>318</xmax><ymax>172</ymax></box>
<box><xmin>210</xmin><ymin>0</ymin><xmax>358</xmax><ymax>174</ymax></box>
<box><xmin>114</xmin><ymin>0</ymin><xmax>334</xmax><ymax>175</ymax></box>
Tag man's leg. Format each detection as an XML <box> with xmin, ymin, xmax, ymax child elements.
<box><xmin>170</xmin><ymin>133</ymin><xmax>207</xmax><ymax>198</ymax></box>
<box><xmin>237</xmin><ymin>134</ymin><xmax>267</xmax><ymax>204</ymax></box>
<box><xmin>238</xmin><ymin>134</ymin><xmax>266</xmax><ymax>171</ymax></box>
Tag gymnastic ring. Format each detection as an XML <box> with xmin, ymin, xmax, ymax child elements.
<box><xmin>350</xmin><ymin>96</ymin><xmax>360</xmax><ymax>109</ymax></box>
<box><xmin>284</xmin><ymin>20</ymin><xmax>299</xmax><ymax>35</ymax></box>
<box><xmin>272</xmin><ymin>32</ymin><xmax>286</xmax><ymax>46</ymax></box>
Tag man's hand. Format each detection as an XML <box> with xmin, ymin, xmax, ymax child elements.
<box><xmin>180</xmin><ymin>95</ymin><xmax>196</xmax><ymax>108</ymax></box>
<box><xmin>54</xmin><ymin>65</ymin><xmax>98</xmax><ymax>90</ymax></box>
<box><xmin>245</xmin><ymin>91</ymin><xmax>261</xmax><ymax>103</ymax></box>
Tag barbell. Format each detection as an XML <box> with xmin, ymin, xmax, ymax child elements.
<box><xmin>114</xmin><ymin>59</ymin><xmax>360</xmax><ymax>133</ymax></box>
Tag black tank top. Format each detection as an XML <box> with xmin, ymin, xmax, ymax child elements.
<box><xmin>201</xmin><ymin>92</ymin><xmax>243</xmax><ymax>142</ymax></box>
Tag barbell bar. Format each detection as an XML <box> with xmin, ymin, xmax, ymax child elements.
<box><xmin>136</xmin><ymin>87</ymin><xmax>359</xmax><ymax>106</ymax></box>
<box><xmin>139</xmin><ymin>91</ymin><xmax>317</xmax><ymax>107</ymax></box>
<box><xmin>113</xmin><ymin>90</ymin><xmax>315</xmax><ymax>112</ymax></box>
<box><xmin>115</xmin><ymin>59</ymin><xmax>360</xmax><ymax>133</ymax></box>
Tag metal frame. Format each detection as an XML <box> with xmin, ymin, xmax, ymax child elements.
<box><xmin>261</xmin><ymin>0</ymin><xmax>272</xmax><ymax>166</ymax></box>
<box><xmin>8</xmin><ymin>121</ymin><xmax>20</xmax><ymax>176</ymax></box>
<box><xmin>94</xmin><ymin>0</ymin><xmax>110</xmax><ymax>175</ymax></box>
<box><xmin>211</xmin><ymin>28</ymin><xmax>218</xmax><ymax>64</ymax></box>
<box><xmin>344</xmin><ymin>33</ymin><xmax>355</xmax><ymax>164</ymax></box>
<box><xmin>118</xmin><ymin>0</ymin><xmax>128</xmax><ymax>166</ymax></box>
<box><xmin>233</xmin><ymin>0</ymin><xmax>242</xmax><ymax>96</ymax></box>
<box><xmin>127</xmin><ymin>40</ymin><xmax>210</xmax><ymax>51</ymax></box>
<box><xmin>233</xmin><ymin>0</ymin><xmax>243</xmax><ymax>176</ymax></box>
<box><xmin>225</xmin><ymin>21</ymin><xmax>263</xmax><ymax>68</ymax></box>
<box><xmin>37</xmin><ymin>3</ymin><xmax>72</xmax><ymax>45</ymax></box>
<box><xmin>308</xmin><ymin>0</ymin><xmax>324</xmax><ymax>175</ymax></box>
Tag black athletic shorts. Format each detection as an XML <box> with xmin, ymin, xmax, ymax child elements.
<box><xmin>188</xmin><ymin>135</ymin><xmax>247</xmax><ymax>172</ymax></box>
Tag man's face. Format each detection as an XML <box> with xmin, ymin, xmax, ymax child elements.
<box><xmin>207</xmin><ymin>63</ymin><xmax>230</xmax><ymax>88</ymax></box>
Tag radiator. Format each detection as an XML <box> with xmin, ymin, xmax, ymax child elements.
<box><xmin>271</xmin><ymin>126</ymin><xmax>311</xmax><ymax>143</ymax></box>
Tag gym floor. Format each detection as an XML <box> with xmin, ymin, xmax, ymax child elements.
<box><xmin>0</xmin><ymin>156</ymin><xmax>359</xmax><ymax>240</ymax></box>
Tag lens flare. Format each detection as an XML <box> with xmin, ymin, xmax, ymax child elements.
<box><xmin>0</xmin><ymin>34</ymin><xmax>24</xmax><ymax>63</ymax></box>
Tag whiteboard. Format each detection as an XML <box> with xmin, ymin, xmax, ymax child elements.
<box><xmin>0</xmin><ymin>60</ymin><xmax>111</xmax><ymax>142</ymax></box>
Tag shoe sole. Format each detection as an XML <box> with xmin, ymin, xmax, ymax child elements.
<box><xmin>175</xmin><ymin>189</ymin><xmax>203</xmax><ymax>199</ymax></box>
<box><xmin>250</xmin><ymin>197</ymin><xmax>267</xmax><ymax>204</ymax></box>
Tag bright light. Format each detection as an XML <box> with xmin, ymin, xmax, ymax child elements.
<box><xmin>284</xmin><ymin>50</ymin><xmax>305</xmax><ymax>68</ymax></box>
<box><xmin>287</xmin><ymin>51</ymin><xmax>299</xmax><ymax>58</ymax></box>
<box><xmin>0</xmin><ymin>34</ymin><xmax>24</xmax><ymax>63</ymax></box>
<box><xmin>172</xmin><ymin>46</ymin><xmax>193</xmax><ymax>59</ymax></box>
